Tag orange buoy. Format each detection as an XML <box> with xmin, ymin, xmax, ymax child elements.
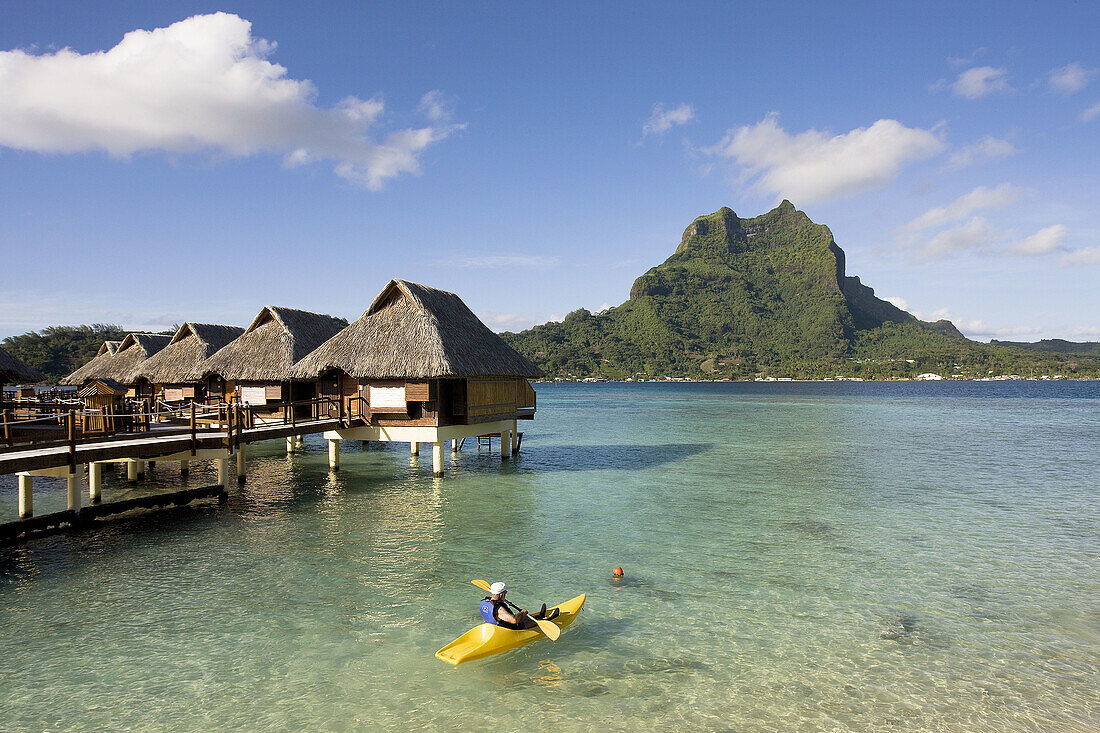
<box><xmin>612</xmin><ymin>567</ymin><xmax>624</xmax><ymax>578</ymax></box>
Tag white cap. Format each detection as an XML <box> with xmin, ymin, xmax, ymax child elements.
<box><xmin>490</xmin><ymin>582</ymin><xmax>507</xmax><ymax>595</ymax></box>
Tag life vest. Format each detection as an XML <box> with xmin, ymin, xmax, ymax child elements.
<box><xmin>480</xmin><ymin>597</ymin><xmax>502</xmax><ymax>625</ymax></box>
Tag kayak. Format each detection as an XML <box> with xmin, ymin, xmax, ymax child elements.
<box><xmin>435</xmin><ymin>593</ymin><xmax>586</xmax><ymax>665</ymax></box>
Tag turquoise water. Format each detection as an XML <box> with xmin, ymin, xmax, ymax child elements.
<box><xmin>1</xmin><ymin>382</ymin><xmax>1098</xmax><ymax>731</ymax></box>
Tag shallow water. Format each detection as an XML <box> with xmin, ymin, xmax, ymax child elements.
<box><xmin>1</xmin><ymin>382</ymin><xmax>1098</xmax><ymax>731</ymax></box>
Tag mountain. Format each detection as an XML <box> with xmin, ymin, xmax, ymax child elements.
<box><xmin>990</xmin><ymin>339</ymin><xmax>1100</xmax><ymax>358</ymax></box>
<box><xmin>503</xmin><ymin>203</ymin><xmax>1100</xmax><ymax>380</ymax></box>
<box><xmin>1</xmin><ymin>324</ymin><xmax>129</xmax><ymax>385</ymax></box>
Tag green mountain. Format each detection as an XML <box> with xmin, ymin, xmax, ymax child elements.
<box><xmin>2</xmin><ymin>324</ymin><xmax>129</xmax><ymax>385</ymax></box>
<box><xmin>990</xmin><ymin>339</ymin><xmax>1100</xmax><ymax>358</ymax></box>
<box><xmin>503</xmin><ymin>203</ymin><xmax>1100</xmax><ymax>380</ymax></box>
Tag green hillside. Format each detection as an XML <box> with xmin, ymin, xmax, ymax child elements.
<box><xmin>503</xmin><ymin>203</ymin><xmax>1100</xmax><ymax>380</ymax></box>
<box><xmin>1</xmin><ymin>324</ymin><xmax>129</xmax><ymax>384</ymax></box>
<box><xmin>990</xmin><ymin>339</ymin><xmax>1100</xmax><ymax>358</ymax></box>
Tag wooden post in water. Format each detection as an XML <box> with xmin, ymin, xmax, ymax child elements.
<box><xmin>328</xmin><ymin>439</ymin><xmax>340</xmax><ymax>470</ymax></box>
<box><xmin>410</xmin><ymin>441</ymin><xmax>419</xmax><ymax>456</ymax></box>
<box><xmin>66</xmin><ymin>470</ymin><xmax>79</xmax><ymax>513</ymax></box>
<box><xmin>236</xmin><ymin>444</ymin><xmax>247</xmax><ymax>483</ymax></box>
<box><xmin>217</xmin><ymin>454</ymin><xmax>229</xmax><ymax>488</ymax></box>
<box><xmin>501</xmin><ymin>428</ymin><xmax>512</xmax><ymax>460</ymax></box>
<box><xmin>17</xmin><ymin>474</ymin><xmax>32</xmax><ymax>518</ymax></box>
<box><xmin>432</xmin><ymin>442</ymin><xmax>444</xmax><ymax>477</ymax></box>
<box><xmin>127</xmin><ymin>460</ymin><xmax>139</xmax><ymax>482</ymax></box>
<box><xmin>180</xmin><ymin>459</ymin><xmax>189</xmax><ymax>478</ymax></box>
<box><xmin>89</xmin><ymin>462</ymin><xmax>103</xmax><ymax>504</ymax></box>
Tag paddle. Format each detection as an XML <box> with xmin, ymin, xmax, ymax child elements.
<box><xmin>471</xmin><ymin>579</ymin><xmax>561</xmax><ymax>640</ymax></box>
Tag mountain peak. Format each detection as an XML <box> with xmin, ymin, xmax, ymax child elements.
<box><xmin>678</xmin><ymin>207</ymin><xmax>741</xmax><ymax>250</ymax></box>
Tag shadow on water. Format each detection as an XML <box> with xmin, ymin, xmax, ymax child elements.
<box><xmin>518</xmin><ymin>443</ymin><xmax>712</xmax><ymax>472</ymax></box>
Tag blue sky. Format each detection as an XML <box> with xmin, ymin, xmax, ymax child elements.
<box><xmin>1</xmin><ymin>1</ymin><xmax>1097</xmax><ymax>341</ymax></box>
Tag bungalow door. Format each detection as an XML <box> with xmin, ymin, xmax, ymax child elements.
<box><xmin>318</xmin><ymin>371</ymin><xmax>340</xmax><ymax>418</ymax></box>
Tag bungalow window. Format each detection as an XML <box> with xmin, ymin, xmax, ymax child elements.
<box><xmin>240</xmin><ymin>386</ymin><xmax>267</xmax><ymax>405</ymax></box>
<box><xmin>369</xmin><ymin>385</ymin><xmax>406</xmax><ymax>411</ymax></box>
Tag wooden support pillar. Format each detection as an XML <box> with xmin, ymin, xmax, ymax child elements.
<box><xmin>410</xmin><ymin>441</ymin><xmax>419</xmax><ymax>456</ymax></box>
<box><xmin>295</xmin><ymin>435</ymin><xmax>304</xmax><ymax>449</ymax></box>
<box><xmin>66</xmin><ymin>471</ymin><xmax>79</xmax><ymax>512</ymax></box>
<box><xmin>236</xmin><ymin>445</ymin><xmax>247</xmax><ymax>483</ymax></box>
<box><xmin>127</xmin><ymin>460</ymin><xmax>139</xmax><ymax>483</ymax></box>
<box><xmin>501</xmin><ymin>429</ymin><xmax>512</xmax><ymax>459</ymax></box>
<box><xmin>328</xmin><ymin>439</ymin><xmax>340</xmax><ymax>470</ymax></box>
<box><xmin>137</xmin><ymin>459</ymin><xmax>146</xmax><ymax>480</ymax></box>
<box><xmin>148</xmin><ymin>460</ymin><xmax>156</xmax><ymax>470</ymax></box>
<box><xmin>452</xmin><ymin>438</ymin><xmax>459</xmax><ymax>453</ymax></box>
<box><xmin>18</xmin><ymin>474</ymin><xmax>32</xmax><ymax>518</ymax></box>
<box><xmin>217</xmin><ymin>455</ymin><xmax>229</xmax><ymax>488</ymax></box>
<box><xmin>286</xmin><ymin>436</ymin><xmax>295</xmax><ymax>454</ymax></box>
<box><xmin>180</xmin><ymin>459</ymin><xmax>189</xmax><ymax>477</ymax></box>
<box><xmin>432</xmin><ymin>442</ymin><xmax>444</xmax><ymax>477</ymax></box>
<box><xmin>511</xmin><ymin>420</ymin><xmax>519</xmax><ymax>454</ymax></box>
<box><xmin>89</xmin><ymin>462</ymin><xmax>103</xmax><ymax>504</ymax></box>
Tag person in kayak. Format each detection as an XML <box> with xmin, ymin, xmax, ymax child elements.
<box><xmin>481</xmin><ymin>582</ymin><xmax>559</xmax><ymax>629</ymax></box>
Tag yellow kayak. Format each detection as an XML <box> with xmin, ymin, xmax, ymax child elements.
<box><xmin>435</xmin><ymin>594</ymin><xmax>586</xmax><ymax>665</ymax></box>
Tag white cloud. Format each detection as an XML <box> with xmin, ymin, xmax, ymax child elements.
<box><xmin>642</xmin><ymin>103</ymin><xmax>695</xmax><ymax>138</ymax></box>
<box><xmin>0</xmin><ymin>13</ymin><xmax>461</xmax><ymax>189</ymax></box>
<box><xmin>914</xmin><ymin>217</ymin><xmax>1001</xmax><ymax>260</ymax></box>
<box><xmin>904</xmin><ymin>183</ymin><xmax>1027</xmax><ymax>232</ymax></box>
<box><xmin>911</xmin><ymin>307</ymin><xmax>1041</xmax><ymax>339</ymax></box>
<box><xmin>947</xmin><ymin>49</ymin><xmax>986</xmax><ymax>68</ymax></box>
<box><xmin>952</xmin><ymin>66</ymin><xmax>1009</xmax><ymax>99</ymax></box>
<box><xmin>1049</xmin><ymin>62</ymin><xmax>1094</xmax><ymax>94</ymax></box>
<box><xmin>1061</xmin><ymin>245</ymin><xmax>1100</xmax><ymax>266</ymax></box>
<box><xmin>883</xmin><ymin>296</ymin><xmax>909</xmax><ymax>311</ymax></box>
<box><xmin>947</xmin><ymin>135</ymin><xmax>1017</xmax><ymax>169</ymax></box>
<box><xmin>905</xmin><ymin>212</ymin><xmax>1069</xmax><ymax>262</ymax></box>
<box><xmin>478</xmin><ymin>311</ymin><xmax>548</xmax><ymax>333</ymax></box>
<box><xmin>417</xmin><ymin>90</ymin><xmax>453</xmax><ymax>122</ymax></box>
<box><xmin>1082</xmin><ymin>101</ymin><xmax>1100</xmax><ymax>122</ymax></box>
<box><xmin>449</xmin><ymin>254</ymin><xmax>558</xmax><ymax>269</ymax></box>
<box><xmin>1069</xmin><ymin>326</ymin><xmax>1100</xmax><ymax>337</ymax></box>
<box><xmin>1009</xmin><ymin>224</ymin><xmax>1067</xmax><ymax>255</ymax></box>
<box><xmin>705</xmin><ymin>114</ymin><xmax>944</xmax><ymax>203</ymax></box>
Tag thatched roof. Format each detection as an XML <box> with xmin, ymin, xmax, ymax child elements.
<box><xmin>99</xmin><ymin>340</ymin><xmax>122</xmax><ymax>356</ymax></box>
<box><xmin>196</xmin><ymin>306</ymin><xmax>347</xmax><ymax>381</ymax></box>
<box><xmin>135</xmin><ymin>323</ymin><xmax>245</xmax><ymax>383</ymax></box>
<box><xmin>0</xmin><ymin>346</ymin><xmax>41</xmax><ymax>384</ymax></box>
<box><xmin>292</xmin><ymin>279</ymin><xmax>542</xmax><ymax>380</ymax></box>
<box><xmin>78</xmin><ymin>378</ymin><xmax>127</xmax><ymax>397</ymax></box>
<box><xmin>62</xmin><ymin>333</ymin><xmax>171</xmax><ymax>385</ymax></box>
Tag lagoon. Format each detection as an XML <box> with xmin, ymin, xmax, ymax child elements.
<box><xmin>1</xmin><ymin>382</ymin><xmax>1098</xmax><ymax>730</ymax></box>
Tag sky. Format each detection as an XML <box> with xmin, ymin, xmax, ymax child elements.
<box><xmin>1</xmin><ymin>1</ymin><xmax>1098</xmax><ymax>342</ymax></box>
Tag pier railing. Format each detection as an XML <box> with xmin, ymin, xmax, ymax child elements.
<box><xmin>1</xmin><ymin>394</ymin><xmax>364</xmax><ymax>456</ymax></box>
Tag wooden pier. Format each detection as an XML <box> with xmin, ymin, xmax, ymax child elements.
<box><xmin>2</xmin><ymin>278</ymin><xmax>542</xmax><ymax>543</ymax></box>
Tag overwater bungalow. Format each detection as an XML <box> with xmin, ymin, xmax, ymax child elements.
<box><xmin>134</xmin><ymin>323</ymin><xmax>244</xmax><ymax>403</ymax></box>
<box><xmin>292</xmin><ymin>279</ymin><xmax>541</xmax><ymax>475</ymax></box>
<box><xmin>0</xmin><ymin>347</ymin><xmax>41</xmax><ymax>386</ymax></box>
<box><xmin>62</xmin><ymin>333</ymin><xmax>171</xmax><ymax>397</ymax></box>
<box><xmin>194</xmin><ymin>306</ymin><xmax>346</xmax><ymax>416</ymax></box>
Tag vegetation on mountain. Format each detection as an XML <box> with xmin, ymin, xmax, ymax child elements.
<box><xmin>503</xmin><ymin>203</ymin><xmax>1100</xmax><ymax>380</ymax></box>
<box><xmin>2</xmin><ymin>325</ymin><xmax>130</xmax><ymax>384</ymax></box>
<box><xmin>990</xmin><ymin>339</ymin><xmax>1100</xmax><ymax>358</ymax></box>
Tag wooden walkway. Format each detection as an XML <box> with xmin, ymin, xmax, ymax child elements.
<box><xmin>0</xmin><ymin>418</ymin><xmax>341</xmax><ymax>475</ymax></box>
<box><xmin>0</xmin><ymin>485</ymin><xmax>226</xmax><ymax>543</ymax></box>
